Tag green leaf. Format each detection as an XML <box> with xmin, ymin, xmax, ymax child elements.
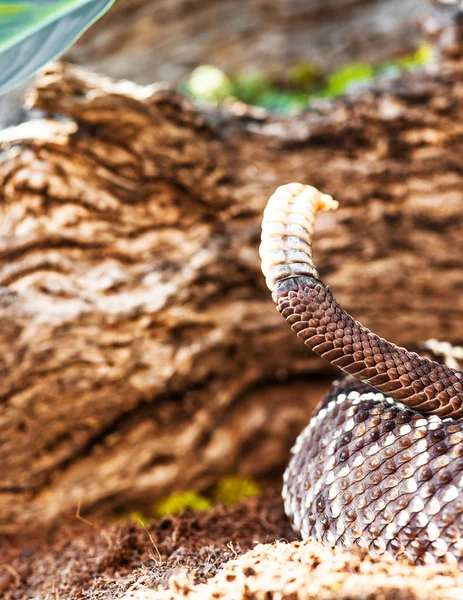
<box><xmin>0</xmin><ymin>0</ymin><xmax>116</xmax><ymax>95</ymax></box>
<box><xmin>0</xmin><ymin>4</ymin><xmax>29</xmax><ymax>20</ymax></box>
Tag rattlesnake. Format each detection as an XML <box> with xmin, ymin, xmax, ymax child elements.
<box><xmin>259</xmin><ymin>183</ymin><xmax>463</xmax><ymax>565</ymax></box>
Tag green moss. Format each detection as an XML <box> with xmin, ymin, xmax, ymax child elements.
<box><xmin>153</xmin><ymin>490</ymin><xmax>212</xmax><ymax>518</ymax></box>
<box><xmin>213</xmin><ymin>475</ymin><xmax>260</xmax><ymax>506</ymax></box>
<box><xmin>182</xmin><ymin>40</ymin><xmax>433</xmax><ymax>113</ymax></box>
<box><xmin>323</xmin><ymin>63</ymin><xmax>375</xmax><ymax>98</ymax></box>
<box><xmin>152</xmin><ymin>477</ymin><xmax>260</xmax><ymax>517</ymax></box>
<box><xmin>114</xmin><ymin>476</ymin><xmax>261</xmax><ymax>525</ymax></box>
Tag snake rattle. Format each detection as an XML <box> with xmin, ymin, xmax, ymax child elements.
<box><xmin>259</xmin><ymin>183</ymin><xmax>463</xmax><ymax>565</ymax></box>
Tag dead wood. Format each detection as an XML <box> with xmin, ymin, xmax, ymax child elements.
<box><xmin>0</xmin><ymin>24</ymin><xmax>463</xmax><ymax>533</ymax></box>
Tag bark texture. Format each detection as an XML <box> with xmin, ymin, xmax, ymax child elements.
<box><xmin>68</xmin><ymin>0</ymin><xmax>424</xmax><ymax>84</ymax></box>
<box><xmin>1</xmin><ymin>25</ymin><xmax>463</xmax><ymax>532</ymax></box>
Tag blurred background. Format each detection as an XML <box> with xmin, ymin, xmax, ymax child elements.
<box><xmin>70</xmin><ymin>0</ymin><xmax>424</xmax><ymax>88</ymax></box>
<box><xmin>1</xmin><ymin>0</ymin><xmax>431</xmax><ymax>126</ymax></box>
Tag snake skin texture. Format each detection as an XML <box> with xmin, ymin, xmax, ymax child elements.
<box><xmin>260</xmin><ymin>183</ymin><xmax>463</xmax><ymax>565</ymax></box>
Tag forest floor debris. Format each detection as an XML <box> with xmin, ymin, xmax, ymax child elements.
<box><xmin>1</xmin><ymin>486</ymin><xmax>293</xmax><ymax>599</ymax></box>
<box><xmin>3</xmin><ymin>485</ymin><xmax>463</xmax><ymax>600</ymax></box>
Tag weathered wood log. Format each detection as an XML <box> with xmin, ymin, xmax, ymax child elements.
<box><xmin>1</xmin><ymin>24</ymin><xmax>463</xmax><ymax>533</ymax></box>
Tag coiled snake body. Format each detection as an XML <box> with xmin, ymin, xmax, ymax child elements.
<box><xmin>260</xmin><ymin>183</ymin><xmax>463</xmax><ymax>565</ymax></box>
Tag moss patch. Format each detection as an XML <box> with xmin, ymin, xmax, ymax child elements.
<box><xmin>213</xmin><ymin>476</ymin><xmax>260</xmax><ymax>506</ymax></box>
<box><xmin>183</xmin><ymin>42</ymin><xmax>433</xmax><ymax>113</ymax></box>
<box><xmin>121</xmin><ymin>476</ymin><xmax>262</xmax><ymax>523</ymax></box>
<box><xmin>153</xmin><ymin>491</ymin><xmax>213</xmax><ymax>518</ymax></box>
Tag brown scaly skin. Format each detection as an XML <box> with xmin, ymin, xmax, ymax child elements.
<box><xmin>260</xmin><ymin>183</ymin><xmax>463</xmax><ymax>565</ymax></box>
<box><xmin>275</xmin><ymin>276</ymin><xmax>463</xmax><ymax>419</ymax></box>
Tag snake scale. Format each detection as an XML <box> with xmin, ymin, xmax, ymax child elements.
<box><xmin>259</xmin><ymin>183</ymin><xmax>463</xmax><ymax>565</ymax></box>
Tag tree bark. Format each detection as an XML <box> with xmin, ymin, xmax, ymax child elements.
<box><xmin>1</xmin><ymin>26</ymin><xmax>463</xmax><ymax>533</ymax></box>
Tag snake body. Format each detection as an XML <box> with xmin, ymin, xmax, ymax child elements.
<box><xmin>260</xmin><ymin>183</ymin><xmax>463</xmax><ymax>565</ymax></box>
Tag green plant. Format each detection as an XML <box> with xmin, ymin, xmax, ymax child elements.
<box><xmin>186</xmin><ymin>64</ymin><xmax>233</xmax><ymax>103</ymax></box>
<box><xmin>394</xmin><ymin>41</ymin><xmax>433</xmax><ymax>70</ymax></box>
<box><xmin>0</xmin><ymin>0</ymin><xmax>116</xmax><ymax>94</ymax></box>
<box><xmin>229</xmin><ymin>72</ymin><xmax>272</xmax><ymax>105</ymax></box>
<box><xmin>120</xmin><ymin>476</ymin><xmax>262</xmax><ymax>524</ymax></box>
<box><xmin>288</xmin><ymin>61</ymin><xmax>319</xmax><ymax>92</ymax></box>
<box><xmin>153</xmin><ymin>490</ymin><xmax>212</xmax><ymax>518</ymax></box>
<box><xmin>323</xmin><ymin>62</ymin><xmax>375</xmax><ymax>98</ymax></box>
<box><xmin>184</xmin><ymin>42</ymin><xmax>433</xmax><ymax>114</ymax></box>
<box><xmin>213</xmin><ymin>475</ymin><xmax>260</xmax><ymax>506</ymax></box>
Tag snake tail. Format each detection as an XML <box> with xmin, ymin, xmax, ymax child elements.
<box><xmin>260</xmin><ymin>183</ymin><xmax>463</xmax><ymax>565</ymax></box>
<box><xmin>260</xmin><ymin>183</ymin><xmax>463</xmax><ymax>421</ymax></box>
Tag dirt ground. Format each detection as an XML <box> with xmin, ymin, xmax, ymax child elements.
<box><xmin>0</xmin><ymin>486</ymin><xmax>295</xmax><ymax>599</ymax></box>
<box><xmin>3</xmin><ymin>482</ymin><xmax>463</xmax><ymax>599</ymax></box>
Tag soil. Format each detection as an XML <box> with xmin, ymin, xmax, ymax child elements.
<box><xmin>0</xmin><ymin>486</ymin><xmax>295</xmax><ymax>600</ymax></box>
<box><xmin>5</xmin><ymin>483</ymin><xmax>463</xmax><ymax>600</ymax></box>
